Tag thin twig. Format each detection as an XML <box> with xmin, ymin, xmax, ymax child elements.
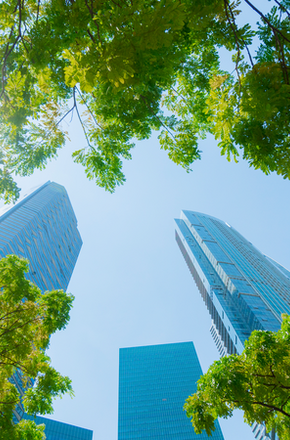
<box><xmin>87</xmin><ymin>29</ymin><xmax>96</xmax><ymax>43</ymax></box>
<box><xmin>0</xmin><ymin>27</ymin><xmax>21</xmax><ymax>99</ymax></box>
<box><xmin>243</xmin><ymin>0</ymin><xmax>290</xmax><ymax>43</ymax></box>
<box><xmin>0</xmin><ymin>302</ymin><xmax>35</xmax><ymax>322</ymax></box>
<box><xmin>17</xmin><ymin>101</ymin><xmax>76</xmax><ymax>152</ymax></box>
<box><xmin>76</xmin><ymin>87</ymin><xmax>104</xmax><ymax>130</ymax></box>
<box><xmin>273</xmin><ymin>0</ymin><xmax>290</xmax><ymax>19</ymax></box>
<box><xmin>84</xmin><ymin>0</ymin><xmax>102</xmax><ymax>43</ymax></box>
<box><xmin>140</xmin><ymin>94</ymin><xmax>176</xmax><ymax>141</ymax></box>
<box><xmin>18</xmin><ymin>0</ymin><xmax>22</xmax><ymax>39</ymax></box>
<box><xmin>110</xmin><ymin>0</ymin><xmax>123</xmax><ymax>8</ymax></box>
<box><xmin>224</xmin><ymin>0</ymin><xmax>241</xmax><ymax>87</ymax></box>
<box><xmin>36</xmin><ymin>0</ymin><xmax>41</xmax><ymax>22</ymax></box>
<box><xmin>171</xmin><ymin>86</ymin><xmax>187</xmax><ymax>103</ymax></box>
<box><xmin>0</xmin><ymin>316</ymin><xmax>41</xmax><ymax>339</ymax></box>
<box><xmin>73</xmin><ymin>87</ymin><xmax>92</xmax><ymax>147</ymax></box>
<box><xmin>245</xmin><ymin>45</ymin><xmax>254</xmax><ymax>67</ymax></box>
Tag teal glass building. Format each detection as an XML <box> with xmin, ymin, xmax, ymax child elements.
<box><xmin>24</xmin><ymin>415</ymin><xmax>93</xmax><ymax>440</ymax></box>
<box><xmin>118</xmin><ymin>342</ymin><xmax>224</xmax><ymax>440</ymax></box>
<box><xmin>175</xmin><ymin>211</ymin><xmax>290</xmax><ymax>440</ymax></box>
<box><xmin>1</xmin><ymin>181</ymin><xmax>82</xmax><ymax>422</ymax></box>
<box><xmin>0</xmin><ymin>182</ymin><xmax>90</xmax><ymax>437</ymax></box>
<box><xmin>175</xmin><ymin>210</ymin><xmax>290</xmax><ymax>356</ymax></box>
<box><xmin>0</xmin><ymin>181</ymin><xmax>82</xmax><ymax>293</ymax></box>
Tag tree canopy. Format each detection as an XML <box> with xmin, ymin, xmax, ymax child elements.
<box><xmin>184</xmin><ymin>314</ymin><xmax>290</xmax><ymax>440</ymax></box>
<box><xmin>1</xmin><ymin>0</ymin><xmax>290</xmax><ymax>202</ymax></box>
<box><xmin>0</xmin><ymin>254</ymin><xmax>74</xmax><ymax>440</ymax></box>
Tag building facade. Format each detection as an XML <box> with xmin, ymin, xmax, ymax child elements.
<box><xmin>175</xmin><ymin>210</ymin><xmax>290</xmax><ymax>439</ymax></box>
<box><xmin>0</xmin><ymin>182</ymin><xmax>88</xmax><ymax>436</ymax></box>
<box><xmin>24</xmin><ymin>415</ymin><xmax>93</xmax><ymax>440</ymax></box>
<box><xmin>0</xmin><ymin>181</ymin><xmax>82</xmax><ymax>294</ymax></box>
<box><xmin>118</xmin><ymin>342</ymin><xmax>224</xmax><ymax>440</ymax></box>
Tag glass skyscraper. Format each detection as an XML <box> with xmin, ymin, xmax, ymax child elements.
<box><xmin>175</xmin><ymin>210</ymin><xmax>290</xmax><ymax>439</ymax></box>
<box><xmin>0</xmin><ymin>181</ymin><xmax>82</xmax><ymax>294</ymax></box>
<box><xmin>175</xmin><ymin>210</ymin><xmax>290</xmax><ymax>355</ymax></box>
<box><xmin>0</xmin><ymin>182</ymin><xmax>91</xmax><ymax>438</ymax></box>
<box><xmin>24</xmin><ymin>415</ymin><xmax>93</xmax><ymax>440</ymax></box>
<box><xmin>118</xmin><ymin>342</ymin><xmax>224</xmax><ymax>440</ymax></box>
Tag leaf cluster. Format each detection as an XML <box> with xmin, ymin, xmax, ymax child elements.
<box><xmin>184</xmin><ymin>314</ymin><xmax>290</xmax><ymax>440</ymax></box>
<box><xmin>0</xmin><ymin>255</ymin><xmax>74</xmax><ymax>439</ymax></box>
<box><xmin>1</xmin><ymin>0</ymin><xmax>290</xmax><ymax>201</ymax></box>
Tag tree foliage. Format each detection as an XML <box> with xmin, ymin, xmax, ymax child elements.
<box><xmin>0</xmin><ymin>254</ymin><xmax>74</xmax><ymax>440</ymax></box>
<box><xmin>1</xmin><ymin>0</ymin><xmax>290</xmax><ymax>201</ymax></box>
<box><xmin>184</xmin><ymin>314</ymin><xmax>290</xmax><ymax>440</ymax></box>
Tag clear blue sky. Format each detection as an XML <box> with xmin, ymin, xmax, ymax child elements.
<box><xmin>6</xmin><ymin>1</ymin><xmax>290</xmax><ymax>438</ymax></box>
<box><xmin>11</xmin><ymin>121</ymin><xmax>290</xmax><ymax>440</ymax></box>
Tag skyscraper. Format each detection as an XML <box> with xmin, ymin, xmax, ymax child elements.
<box><xmin>118</xmin><ymin>342</ymin><xmax>224</xmax><ymax>440</ymax></box>
<box><xmin>24</xmin><ymin>415</ymin><xmax>93</xmax><ymax>440</ymax></box>
<box><xmin>175</xmin><ymin>210</ymin><xmax>290</xmax><ymax>356</ymax></box>
<box><xmin>175</xmin><ymin>210</ymin><xmax>290</xmax><ymax>439</ymax></box>
<box><xmin>0</xmin><ymin>181</ymin><xmax>82</xmax><ymax>294</ymax></box>
<box><xmin>0</xmin><ymin>182</ymin><xmax>90</xmax><ymax>438</ymax></box>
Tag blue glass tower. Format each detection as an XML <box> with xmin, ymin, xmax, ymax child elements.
<box><xmin>175</xmin><ymin>210</ymin><xmax>290</xmax><ymax>356</ymax></box>
<box><xmin>175</xmin><ymin>210</ymin><xmax>290</xmax><ymax>440</ymax></box>
<box><xmin>0</xmin><ymin>181</ymin><xmax>82</xmax><ymax>293</ymax></box>
<box><xmin>118</xmin><ymin>342</ymin><xmax>224</xmax><ymax>440</ymax></box>
<box><xmin>24</xmin><ymin>415</ymin><xmax>93</xmax><ymax>440</ymax></box>
<box><xmin>0</xmin><ymin>182</ymin><xmax>90</xmax><ymax>438</ymax></box>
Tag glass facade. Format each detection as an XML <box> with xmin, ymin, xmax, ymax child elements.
<box><xmin>0</xmin><ymin>181</ymin><xmax>82</xmax><ymax>293</ymax></box>
<box><xmin>175</xmin><ymin>211</ymin><xmax>290</xmax><ymax>356</ymax></box>
<box><xmin>118</xmin><ymin>342</ymin><xmax>224</xmax><ymax>440</ymax></box>
<box><xmin>0</xmin><ymin>182</ymin><xmax>86</xmax><ymax>437</ymax></box>
<box><xmin>175</xmin><ymin>211</ymin><xmax>290</xmax><ymax>440</ymax></box>
<box><xmin>24</xmin><ymin>415</ymin><xmax>93</xmax><ymax>440</ymax></box>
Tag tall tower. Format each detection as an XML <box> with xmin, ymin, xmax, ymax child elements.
<box><xmin>118</xmin><ymin>342</ymin><xmax>224</xmax><ymax>440</ymax></box>
<box><xmin>0</xmin><ymin>182</ymin><xmax>90</xmax><ymax>438</ymax></box>
<box><xmin>175</xmin><ymin>210</ymin><xmax>290</xmax><ymax>440</ymax></box>
<box><xmin>0</xmin><ymin>181</ymin><xmax>82</xmax><ymax>293</ymax></box>
<box><xmin>175</xmin><ymin>210</ymin><xmax>290</xmax><ymax>356</ymax></box>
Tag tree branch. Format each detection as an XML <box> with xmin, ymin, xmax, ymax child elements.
<box><xmin>0</xmin><ymin>25</ymin><xmax>21</xmax><ymax>99</ymax></box>
<box><xmin>87</xmin><ymin>29</ymin><xmax>96</xmax><ymax>43</ymax></box>
<box><xmin>0</xmin><ymin>302</ymin><xmax>36</xmax><ymax>322</ymax></box>
<box><xmin>140</xmin><ymin>94</ymin><xmax>176</xmax><ymax>141</ymax></box>
<box><xmin>0</xmin><ymin>354</ymin><xmax>32</xmax><ymax>375</ymax></box>
<box><xmin>84</xmin><ymin>0</ymin><xmax>102</xmax><ymax>42</ymax></box>
<box><xmin>0</xmin><ymin>315</ymin><xmax>41</xmax><ymax>339</ymax></box>
<box><xmin>273</xmin><ymin>0</ymin><xmax>290</xmax><ymax>19</ymax></box>
<box><xmin>36</xmin><ymin>0</ymin><xmax>41</xmax><ymax>22</ymax></box>
<box><xmin>243</xmin><ymin>0</ymin><xmax>290</xmax><ymax>43</ymax></box>
<box><xmin>73</xmin><ymin>87</ymin><xmax>92</xmax><ymax>147</ymax></box>
<box><xmin>0</xmin><ymin>399</ymin><xmax>19</xmax><ymax>405</ymax></box>
<box><xmin>110</xmin><ymin>0</ymin><xmax>123</xmax><ymax>8</ymax></box>
<box><xmin>76</xmin><ymin>87</ymin><xmax>104</xmax><ymax>130</ymax></box>
<box><xmin>251</xmin><ymin>401</ymin><xmax>290</xmax><ymax>418</ymax></box>
<box><xmin>170</xmin><ymin>86</ymin><xmax>187</xmax><ymax>103</ymax></box>
<box><xmin>224</xmin><ymin>0</ymin><xmax>242</xmax><ymax>86</ymax></box>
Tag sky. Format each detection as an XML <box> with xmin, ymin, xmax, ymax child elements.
<box><xmin>9</xmin><ymin>118</ymin><xmax>290</xmax><ymax>440</ymax></box>
<box><xmin>4</xmin><ymin>1</ymin><xmax>290</xmax><ymax>438</ymax></box>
